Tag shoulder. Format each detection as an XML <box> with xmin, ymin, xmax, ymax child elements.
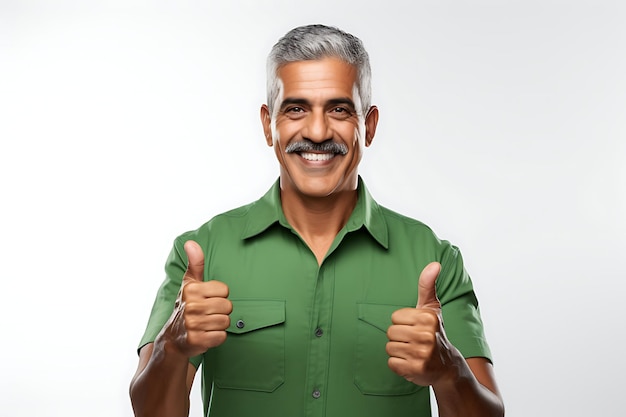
<box><xmin>173</xmin><ymin>200</ymin><xmax>260</xmax><ymax>247</ymax></box>
<box><xmin>378</xmin><ymin>204</ymin><xmax>442</xmax><ymax>242</ymax></box>
<box><xmin>378</xmin><ymin>204</ymin><xmax>433</xmax><ymax>231</ymax></box>
<box><xmin>376</xmin><ymin>203</ymin><xmax>461</xmax><ymax>261</ymax></box>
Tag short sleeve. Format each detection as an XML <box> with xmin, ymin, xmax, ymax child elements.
<box><xmin>437</xmin><ymin>244</ymin><xmax>493</xmax><ymax>362</ymax></box>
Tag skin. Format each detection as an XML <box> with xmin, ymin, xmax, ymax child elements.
<box><xmin>130</xmin><ymin>57</ymin><xmax>504</xmax><ymax>417</ymax></box>
<box><xmin>387</xmin><ymin>262</ymin><xmax>505</xmax><ymax>417</ymax></box>
<box><xmin>130</xmin><ymin>241</ymin><xmax>231</xmax><ymax>417</ymax></box>
<box><xmin>260</xmin><ymin>58</ymin><xmax>379</xmax><ymax>263</ymax></box>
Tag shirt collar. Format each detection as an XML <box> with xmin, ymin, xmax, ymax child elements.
<box><xmin>241</xmin><ymin>177</ymin><xmax>389</xmax><ymax>249</ymax></box>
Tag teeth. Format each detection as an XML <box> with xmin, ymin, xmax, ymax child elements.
<box><xmin>300</xmin><ymin>152</ymin><xmax>335</xmax><ymax>161</ymax></box>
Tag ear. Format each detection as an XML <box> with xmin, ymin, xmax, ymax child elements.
<box><xmin>260</xmin><ymin>105</ymin><xmax>273</xmax><ymax>147</ymax></box>
<box><xmin>364</xmin><ymin>106</ymin><xmax>379</xmax><ymax>147</ymax></box>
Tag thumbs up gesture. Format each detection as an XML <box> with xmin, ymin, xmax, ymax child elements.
<box><xmin>386</xmin><ymin>262</ymin><xmax>455</xmax><ymax>387</ymax></box>
<box><xmin>160</xmin><ymin>240</ymin><xmax>233</xmax><ymax>358</ymax></box>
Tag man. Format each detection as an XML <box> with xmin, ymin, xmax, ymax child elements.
<box><xmin>130</xmin><ymin>24</ymin><xmax>504</xmax><ymax>417</ymax></box>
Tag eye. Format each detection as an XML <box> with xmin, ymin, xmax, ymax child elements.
<box><xmin>329</xmin><ymin>106</ymin><xmax>353</xmax><ymax>119</ymax></box>
<box><xmin>282</xmin><ymin>106</ymin><xmax>307</xmax><ymax>120</ymax></box>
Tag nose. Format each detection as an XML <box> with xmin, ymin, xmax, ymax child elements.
<box><xmin>302</xmin><ymin>109</ymin><xmax>332</xmax><ymax>143</ymax></box>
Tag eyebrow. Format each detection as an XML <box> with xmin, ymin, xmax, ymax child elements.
<box><xmin>279</xmin><ymin>98</ymin><xmax>310</xmax><ymax>109</ymax></box>
<box><xmin>279</xmin><ymin>97</ymin><xmax>356</xmax><ymax>110</ymax></box>
<box><xmin>328</xmin><ymin>98</ymin><xmax>357</xmax><ymax>109</ymax></box>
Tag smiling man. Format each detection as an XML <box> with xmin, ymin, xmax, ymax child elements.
<box><xmin>130</xmin><ymin>25</ymin><xmax>504</xmax><ymax>417</ymax></box>
<box><xmin>260</xmin><ymin>56</ymin><xmax>379</xmax><ymax>264</ymax></box>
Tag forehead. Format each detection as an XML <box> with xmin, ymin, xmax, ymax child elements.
<box><xmin>277</xmin><ymin>57</ymin><xmax>358</xmax><ymax>100</ymax></box>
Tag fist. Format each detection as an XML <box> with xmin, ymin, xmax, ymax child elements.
<box><xmin>386</xmin><ymin>262</ymin><xmax>454</xmax><ymax>387</ymax></box>
<box><xmin>161</xmin><ymin>240</ymin><xmax>232</xmax><ymax>358</ymax></box>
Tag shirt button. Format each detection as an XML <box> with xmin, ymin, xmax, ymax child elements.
<box><xmin>314</xmin><ymin>327</ymin><xmax>323</xmax><ymax>337</ymax></box>
<box><xmin>236</xmin><ymin>320</ymin><xmax>245</xmax><ymax>329</ymax></box>
<box><xmin>312</xmin><ymin>389</ymin><xmax>321</xmax><ymax>399</ymax></box>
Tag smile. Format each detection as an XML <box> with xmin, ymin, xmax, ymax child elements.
<box><xmin>299</xmin><ymin>152</ymin><xmax>337</xmax><ymax>162</ymax></box>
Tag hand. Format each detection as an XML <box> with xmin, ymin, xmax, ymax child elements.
<box><xmin>159</xmin><ymin>240</ymin><xmax>232</xmax><ymax>358</ymax></box>
<box><xmin>386</xmin><ymin>262</ymin><xmax>455</xmax><ymax>387</ymax></box>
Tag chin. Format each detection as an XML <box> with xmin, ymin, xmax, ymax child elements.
<box><xmin>291</xmin><ymin>175</ymin><xmax>356</xmax><ymax>199</ymax></box>
<box><xmin>295</xmin><ymin>181</ymin><xmax>336</xmax><ymax>198</ymax></box>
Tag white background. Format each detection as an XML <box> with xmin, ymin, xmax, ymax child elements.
<box><xmin>1</xmin><ymin>1</ymin><xmax>625</xmax><ymax>416</ymax></box>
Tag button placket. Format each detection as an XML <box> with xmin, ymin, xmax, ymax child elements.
<box><xmin>304</xmin><ymin>257</ymin><xmax>334</xmax><ymax>416</ymax></box>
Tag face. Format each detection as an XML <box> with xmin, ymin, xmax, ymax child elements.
<box><xmin>260</xmin><ymin>57</ymin><xmax>378</xmax><ymax>199</ymax></box>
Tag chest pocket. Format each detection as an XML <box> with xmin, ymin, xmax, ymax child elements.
<box><xmin>354</xmin><ymin>303</ymin><xmax>423</xmax><ymax>396</ymax></box>
<box><xmin>214</xmin><ymin>299</ymin><xmax>286</xmax><ymax>392</ymax></box>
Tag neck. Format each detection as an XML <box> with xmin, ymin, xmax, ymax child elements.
<box><xmin>280</xmin><ymin>183</ymin><xmax>358</xmax><ymax>265</ymax></box>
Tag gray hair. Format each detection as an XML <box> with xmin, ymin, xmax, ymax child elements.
<box><xmin>266</xmin><ymin>24</ymin><xmax>372</xmax><ymax>117</ymax></box>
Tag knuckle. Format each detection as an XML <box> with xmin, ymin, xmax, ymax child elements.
<box><xmin>183</xmin><ymin>315</ymin><xmax>196</xmax><ymax>330</ymax></box>
<box><xmin>387</xmin><ymin>357</ymin><xmax>401</xmax><ymax>372</ymax></box>
<box><xmin>186</xmin><ymin>331</ymin><xmax>201</xmax><ymax>347</ymax></box>
<box><xmin>209</xmin><ymin>314</ymin><xmax>230</xmax><ymax>330</ymax></box>
<box><xmin>415</xmin><ymin>330</ymin><xmax>436</xmax><ymax>345</ymax></box>
<box><xmin>204</xmin><ymin>299</ymin><xmax>223</xmax><ymax>315</ymax></box>
<box><xmin>212</xmin><ymin>297</ymin><xmax>232</xmax><ymax>313</ymax></box>
<box><xmin>184</xmin><ymin>301</ymin><xmax>199</xmax><ymax>314</ymax></box>
<box><xmin>416</xmin><ymin>345</ymin><xmax>433</xmax><ymax>359</ymax></box>
<box><xmin>387</xmin><ymin>326</ymin><xmax>404</xmax><ymax>342</ymax></box>
<box><xmin>386</xmin><ymin>327</ymin><xmax>393</xmax><ymax>340</ymax></box>
<box><xmin>417</xmin><ymin>311</ymin><xmax>439</xmax><ymax>326</ymax></box>
<box><xmin>207</xmin><ymin>280</ymin><xmax>230</xmax><ymax>297</ymax></box>
<box><xmin>207</xmin><ymin>331</ymin><xmax>227</xmax><ymax>347</ymax></box>
<box><xmin>181</xmin><ymin>282</ymin><xmax>200</xmax><ymax>300</ymax></box>
<box><xmin>391</xmin><ymin>308</ymin><xmax>409</xmax><ymax>323</ymax></box>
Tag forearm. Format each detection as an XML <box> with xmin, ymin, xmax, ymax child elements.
<box><xmin>432</xmin><ymin>349</ymin><xmax>504</xmax><ymax>417</ymax></box>
<box><xmin>129</xmin><ymin>341</ymin><xmax>191</xmax><ymax>417</ymax></box>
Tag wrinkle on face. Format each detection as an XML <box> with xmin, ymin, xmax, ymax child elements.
<box><xmin>262</xmin><ymin>57</ymin><xmax>375</xmax><ymax>199</ymax></box>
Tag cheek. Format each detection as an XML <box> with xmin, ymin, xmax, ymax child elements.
<box><xmin>270</xmin><ymin>120</ymin><xmax>280</xmax><ymax>145</ymax></box>
<box><xmin>352</xmin><ymin>123</ymin><xmax>366</xmax><ymax>151</ymax></box>
<box><xmin>273</xmin><ymin>119</ymin><xmax>301</xmax><ymax>146</ymax></box>
<box><xmin>354</xmin><ymin>128</ymin><xmax>362</xmax><ymax>147</ymax></box>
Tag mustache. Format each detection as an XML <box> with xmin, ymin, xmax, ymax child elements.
<box><xmin>285</xmin><ymin>139</ymin><xmax>348</xmax><ymax>155</ymax></box>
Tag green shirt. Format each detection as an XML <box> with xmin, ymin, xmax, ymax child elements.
<box><xmin>139</xmin><ymin>178</ymin><xmax>492</xmax><ymax>417</ymax></box>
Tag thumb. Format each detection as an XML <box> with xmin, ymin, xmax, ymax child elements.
<box><xmin>183</xmin><ymin>240</ymin><xmax>205</xmax><ymax>282</ymax></box>
<box><xmin>416</xmin><ymin>262</ymin><xmax>441</xmax><ymax>310</ymax></box>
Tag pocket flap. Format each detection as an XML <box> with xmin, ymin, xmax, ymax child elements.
<box><xmin>227</xmin><ymin>299</ymin><xmax>285</xmax><ymax>335</ymax></box>
<box><xmin>357</xmin><ymin>303</ymin><xmax>409</xmax><ymax>333</ymax></box>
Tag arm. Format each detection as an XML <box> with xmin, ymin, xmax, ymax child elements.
<box><xmin>129</xmin><ymin>241</ymin><xmax>232</xmax><ymax>417</ymax></box>
<box><xmin>387</xmin><ymin>263</ymin><xmax>504</xmax><ymax>417</ymax></box>
<box><xmin>432</xmin><ymin>356</ymin><xmax>504</xmax><ymax>417</ymax></box>
<box><xmin>129</xmin><ymin>343</ymin><xmax>197</xmax><ymax>417</ymax></box>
